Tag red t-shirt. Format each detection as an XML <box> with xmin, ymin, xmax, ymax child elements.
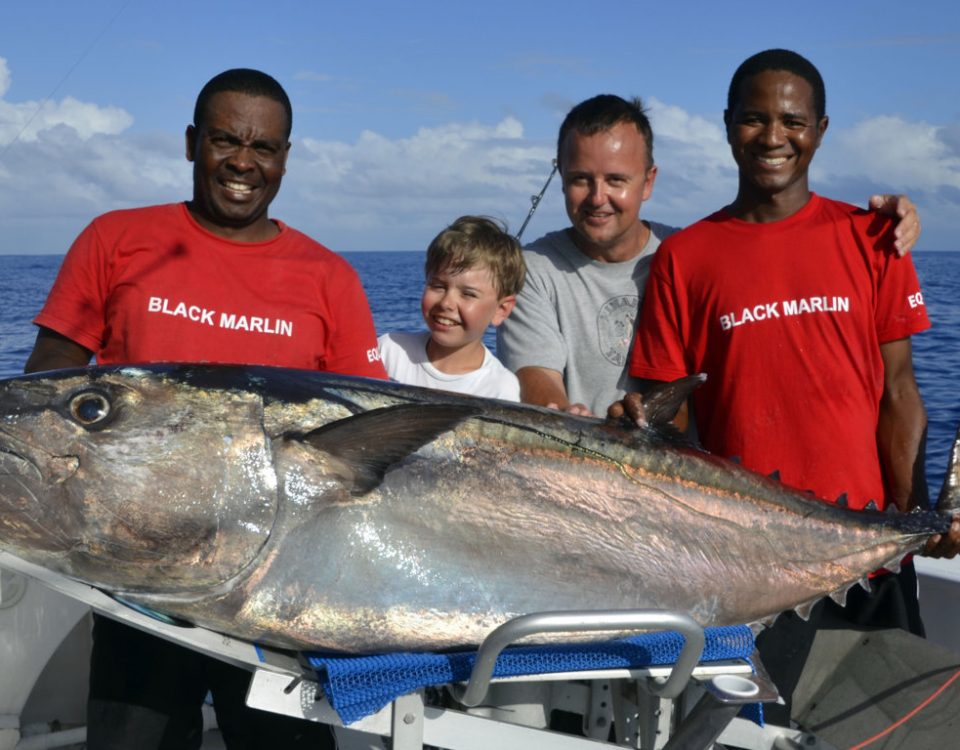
<box><xmin>35</xmin><ymin>203</ymin><xmax>387</xmax><ymax>378</ymax></box>
<box><xmin>629</xmin><ymin>194</ymin><xmax>930</xmax><ymax>510</ymax></box>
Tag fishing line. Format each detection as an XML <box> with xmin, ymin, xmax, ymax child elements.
<box><xmin>846</xmin><ymin>665</ymin><xmax>960</xmax><ymax>749</ymax></box>
<box><xmin>0</xmin><ymin>0</ymin><xmax>132</xmax><ymax>163</ymax></box>
<box><xmin>515</xmin><ymin>159</ymin><xmax>557</xmax><ymax>240</ymax></box>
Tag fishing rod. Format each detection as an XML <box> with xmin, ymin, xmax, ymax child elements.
<box><xmin>515</xmin><ymin>159</ymin><xmax>558</xmax><ymax>241</ymax></box>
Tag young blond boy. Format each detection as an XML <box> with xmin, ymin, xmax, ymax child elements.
<box><xmin>378</xmin><ymin>216</ymin><xmax>525</xmax><ymax>401</ymax></box>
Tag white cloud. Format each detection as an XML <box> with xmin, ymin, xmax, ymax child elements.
<box><xmin>286</xmin><ymin>116</ymin><xmax>557</xmax><ymax>248</ymax></box>
<box><xmin>643</xmin><ymin>97</ymin><xmax>738</xmax><ymax>225</ymax></box>
<box><xmin>0</xmin><ymin>60</ymin><xmax>183</xmax><ymax>253</ymax></box>
<box><xmin>0</xmin><ymin>58</ymin><xmax>132</xmax><ymax>147</ymax></box>
<box><xmin>0</xmin><ymin>54</ymin><xmax>955</xmax><ymax>255</ymax></box>
<box><xmin>824</xmin><ymin>115</ymin><xmax>960</xmax><ymax>191</ymax></box>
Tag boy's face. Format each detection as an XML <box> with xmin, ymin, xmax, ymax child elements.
<box><xmin>421</xmin><ymin>264</ymin><xmax>515</xmax><ymax>351</ymax></box>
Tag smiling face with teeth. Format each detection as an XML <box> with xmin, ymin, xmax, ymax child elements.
<box><xmin>724</xmin><ymin>69</ymin><xmax>828</xmax><ymax>221</ymax></box>
<box><xmin>559</xmin><ymin>122</ymin><xmax>658</xmax><ymax>263</ymax></box>
<box><xmin>420</xmin><ymin>263</ymin><xmax>514</xmax><ymax>372</ymax></box>
<box><xmin>186</xmin><ymin>91</ymin><xmax>291</xmax><ymax>242</ymax></box>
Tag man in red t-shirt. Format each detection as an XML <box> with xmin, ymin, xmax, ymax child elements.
<box><xmin>622</xmin><ymin>49</ymin><xmax>960</xmax><ymax>724</ymax></box>
<box><xmin>26</xmin><ymin>69</ymin><xmax>384</xmax><ymax>750</ymax></box>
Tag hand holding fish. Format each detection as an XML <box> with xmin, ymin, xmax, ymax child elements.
<box><xmin>607</xmin><ymin>391</ymin><xmax>647</xmax><ymax>427</ymax></box>
<box><xmin>606</xmin><ymin>374</ymin><xmax>702</xmax><ymax>431</ymax></box>
<box><xmin>923</xmin><ymin>518</ymin><xmax>960</xmax><ymax>559</ymax></box>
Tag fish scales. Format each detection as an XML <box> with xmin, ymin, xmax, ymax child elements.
<box><xmin>0</xmin><ymin>364</ymin><xmax>954</xmax><ymax>652</ymax></box>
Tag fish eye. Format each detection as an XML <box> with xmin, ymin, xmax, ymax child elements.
<box><xmin>69</xmin><ymin>390</ymin><xmax>112</xmax><ymax>427</ymax></box>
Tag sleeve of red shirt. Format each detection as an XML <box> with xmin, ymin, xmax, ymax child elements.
<box><xmin>319</xmin><ymin>263</ymin><xmax>388</xmax><ymax>379</ymax></box>
<box><xmin>874</xmin><ymin>253</ymin><xmax>930</xmax><ymax>343</ymax></box>
<box><xmin>629</xmin><ymin>241</ymin><xmax>691</xmax><ymax>382</ymax></box>
<box><xmin>33</xmin><ymin>218</ymin><xmax>111</xmax><ymax>354</ymax></box>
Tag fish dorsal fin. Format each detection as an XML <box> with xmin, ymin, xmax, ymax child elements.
<box><xmin>768</xmin><ymin>469</ymin><xmax>781</xmax><ymax>481</ymax></box>
<box><xmin>641</xmin><ymin>374</ymin><xmax>706</xmax><ymax>426</ymax></box>
<box><xmin>864</xmin><ymin>499</ymin><xmax>879</xmax><ymax>511</ymax></box>
<box><xmin>298</xmin><ymin>403</ymin><xmax>480</xmax><ymax>496</ymax></box>
<box><xmin>835</xmin><ymin>493</ymin><xmax>849</xmax><ymax>508</ymax></box>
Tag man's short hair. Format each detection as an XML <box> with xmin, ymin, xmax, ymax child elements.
<box><xmin>424</xmin><ymin>216</ymin><xmax>526</xmax><ymax>298</ymax></box>
<box><xmin>194</xmin><ymin>68</ymin><xmax>293</xmax><ymax>139</ymax></box>
<box><xmin>557</xmin><ymin>95</ymin><xmax>654</xmax><ymax>170</ymax></box>
<box><xmin>727</xmin><ymin>49</ymin><xmax>826</xmax><ymax>121</ymax></box>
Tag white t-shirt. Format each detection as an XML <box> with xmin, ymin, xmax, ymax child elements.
<box><xmin>378</xmin><ymin>331</ymin><xmax>520</xmax><ymax>402</ymax></box>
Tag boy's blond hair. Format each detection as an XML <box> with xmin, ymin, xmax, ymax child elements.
<box><xmin>424</xmin><ymin>216</ymin><xmax>526</xmax><ymax>298</ymax></box>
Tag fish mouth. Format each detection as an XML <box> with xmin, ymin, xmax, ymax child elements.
<box><xmin>0</xmin><ymin>440</ymin><xmax>42</xmax><ymax>482</ymax></box>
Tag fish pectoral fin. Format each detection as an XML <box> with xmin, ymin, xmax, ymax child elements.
<box><xmin>298</xmin><ymin>403</ymin><xmax>480</xmax><ymax>495</ymax></box>
<box><xmin>642</xmin><ymin>374</ymin><xmax>706</xmax><ymax>426</ymax></box>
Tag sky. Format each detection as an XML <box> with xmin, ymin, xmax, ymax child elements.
<box><xmin>0</xmin><ymin>1</ymin><xmax>957</xmax><ymax>254</ymax></box>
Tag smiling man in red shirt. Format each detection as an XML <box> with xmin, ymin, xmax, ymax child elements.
<box><xmin>627</xmin><ymin>48</ymin><xmax>955</xmax><ymax>725</ymax></box>
<box><xmin>26</xmin><ymin>68</ymin><xmax>383</xmax><ymax>750</ymax></box>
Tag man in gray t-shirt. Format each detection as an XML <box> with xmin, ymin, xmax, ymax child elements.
<box><xmin>500</xmin><ymin>222</ymin><xmax>675</xmax><ymax>416</ymax></box>
<box><xmin>498</xmin><ymin>95</ymin><xmax>676</xmax><ymax>416</ymax></box>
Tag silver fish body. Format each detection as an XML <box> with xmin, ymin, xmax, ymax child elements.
<box><xmin>0</xmin><ymin>365</ymin><xmax>951</xmax><ymax>652</ymax></box>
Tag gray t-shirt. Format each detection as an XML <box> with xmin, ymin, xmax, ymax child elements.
<box><xmin>497</xmin><ymin>222</ymin><xmax>679</xmax><ymax>415</ymax></box>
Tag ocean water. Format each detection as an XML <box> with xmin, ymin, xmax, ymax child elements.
<box><xmin>1</xmin><ymin>251</ymin><xmax>958</xmax><ymax>496</ymax></box>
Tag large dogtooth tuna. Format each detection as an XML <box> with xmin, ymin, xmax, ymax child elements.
<box><xmin>0</xmin><ymin>364</ymin><xmax>954</xmax><ymax>652</ymax></box>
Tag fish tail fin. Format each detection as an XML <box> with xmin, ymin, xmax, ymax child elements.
<box><xmin>936</xmin><ymin>422</ymin><xmax>960</xmax><ymax>515</ymax></box>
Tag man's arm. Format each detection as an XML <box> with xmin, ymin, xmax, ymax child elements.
<box><xmin>516</xmin><ymin>366</ymin><xmax>592</xmax><ymax>416</ymax></box>
<box><xmin>869</xmin><ymin>194</ymin><xmax>920</xmax><ymax>256</ymax></box>
<box><xmin>24</xmin><ymin>327</ymin><xmax>93</xmax><ymax>374</ymax></box>
<box><xmin>877</xmin><ymin>338</ymin><xmax>927</xmax><ymax>512</ymax></box>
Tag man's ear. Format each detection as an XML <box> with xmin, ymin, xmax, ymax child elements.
<box><xmin>641</xmin><ymin>165</ymin><xmax>658</xmax><ymax>203</ymax></box>
<box><xmin>816</xmin><ymin>115</ymin><xmax>829</xmax><ymax>147</ymax></box>
<box><xmin>491</xmin><ymin>295</ymin><xmax>516</xmax><ymax>327</ymax></box>
<box><xmin>185</xmin><ymin>125</ymin><xmax>196</xmax><ymax>163</ymax></box>
<box><xmin>723</xmin><ymin>109</ymin><xmax>733</xmax><ymax>145</ymax></box>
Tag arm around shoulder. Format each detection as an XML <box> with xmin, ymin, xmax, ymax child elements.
<box><xmin>868</xmin><ymin>194</ymin><xmax>920</xmax><ymax>256</ymax></box>
<box><xmin>24</xmin><ymin>328</ymin><xmax>93</xmax><ymax>373</ymax></box>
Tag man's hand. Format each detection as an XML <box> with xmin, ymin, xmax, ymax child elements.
<box><xmin>923</xmin><ymin>516</ymin><xmax>960</xmax><ymax>559</ymax></box>
<box><xmin>547</xmin><ymin>401</ymin><xmax>594</xmax><ymax>417</ymax></box>
<box><xmin>607</xmin><ymin>392</ymin><xmax>647</xmax><ymax>427</ymax></box>
<box><xmin>869</xmin><ymin>194</ymin><xmax>920</xmax><ymax>257</ymax></box>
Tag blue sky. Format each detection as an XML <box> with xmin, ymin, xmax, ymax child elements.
<box><xmin>0</xmin><ymin>1</ymin><xmax>957</xmax><ymax>253</ymax></box>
